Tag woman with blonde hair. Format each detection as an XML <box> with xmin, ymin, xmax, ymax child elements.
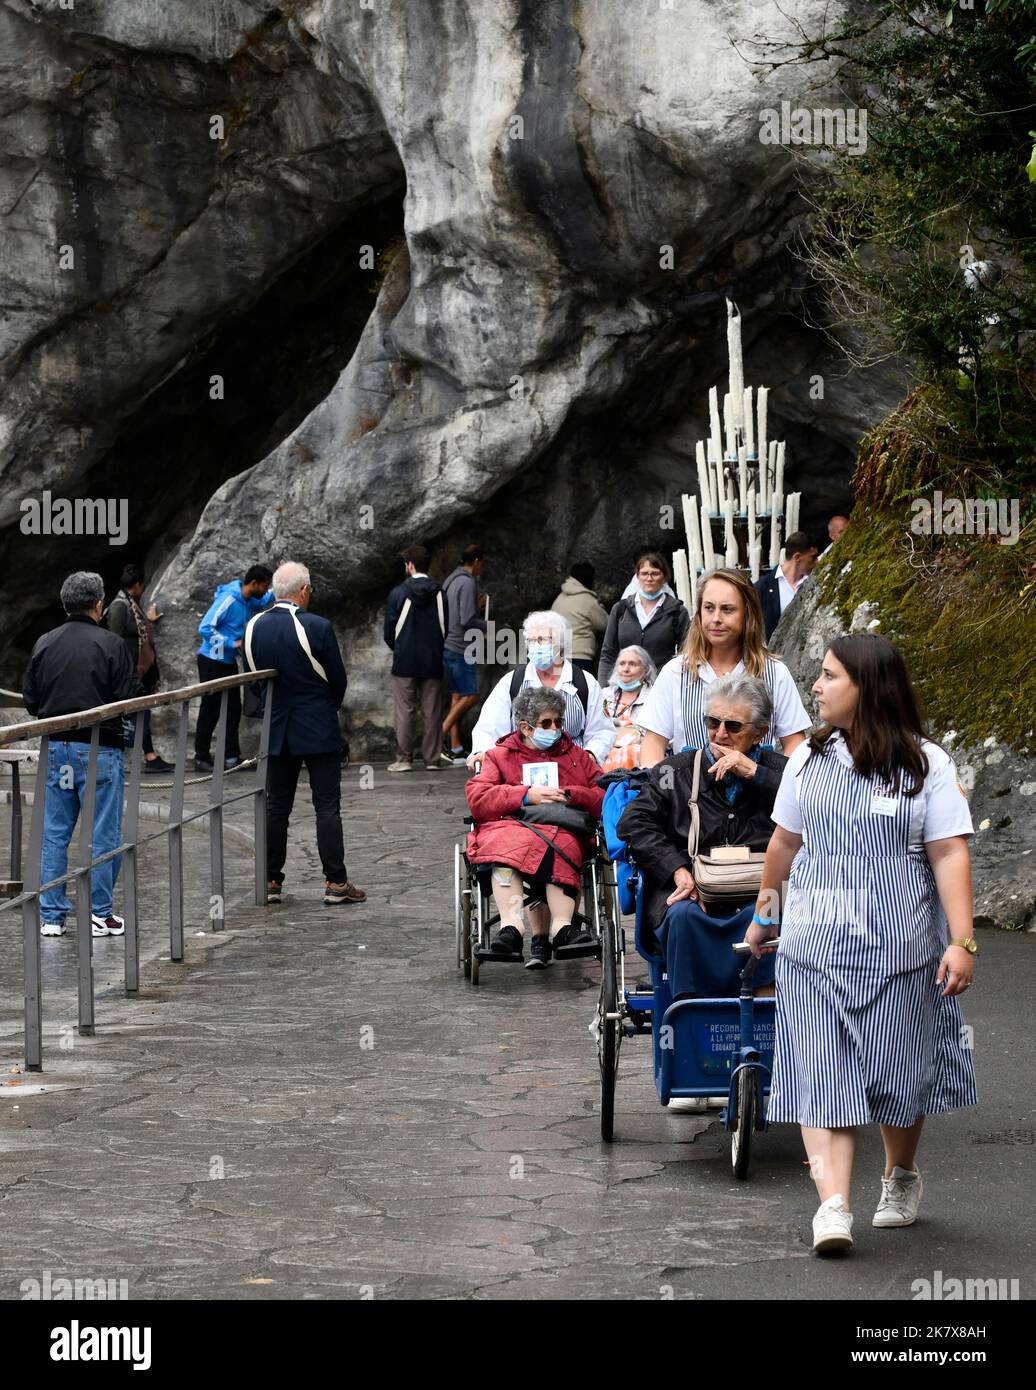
<box><xmin>638</xmin><ymin>567</ymin><xmax>811</xmax><ymax>768</ymax></box>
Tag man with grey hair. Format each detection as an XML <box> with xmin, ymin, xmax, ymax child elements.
<box><xmin>244</xmin><ymin>561</ymin><xmax>366</xmax><ymax>907</ymax></box>
<box><xmin>22</xmin><ymin>571</ymin><xmax>139</xmax><ymax>937</ymax></box>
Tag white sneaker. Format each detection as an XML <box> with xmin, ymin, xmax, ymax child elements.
<box><xmin>387</xmin><ymin>760</ymin><xmax>412</xmax><ymax>773</ymax></box>
<box><xmin>667</xmin><ymin>1097</ymin><xmax>710</xmax><ymax>1113</ymax></box>
<box><xmin>812</xmin><ymin>1194</ymin><xmax>854</xmax><ymax>1253</ymax></box>
<box><xmin>91</xmin><ymin>914</ymin><xmax>125</xmax><ymax>937</ymax></box>
<box><xmin>40</xmin><ymin>921</ymin><xmax>65</xmax><ymax>937</ymax></box>
<box><xmin>873</xmin><ymin>1166</ymin><xmax>923</xmax><ymax>1227</ymax></box>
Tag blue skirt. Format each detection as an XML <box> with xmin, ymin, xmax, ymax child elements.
<box><xmin>655</xmin><ymin>899</ymin><xmax>775</xmax><ymax>997</ymax></box>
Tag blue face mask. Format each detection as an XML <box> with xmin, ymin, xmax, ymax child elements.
<box><xmin>530</xmin><ymin>726</ymin><xmax>562</xmax><ymax>750</ymax></box>
<box><xmin>637</xmin><ymin>586</ymin><xmax>662</xmax><ymax>600</ymax></box>
<box><xmin>616</xmin><ymin>677</ymin><xmax>642</xmax><ymax>691</ymax></box>
<box><xmin>526</xmin><ymin>641</ymin><xmax>555</xmax><ymax>670</ymax></box>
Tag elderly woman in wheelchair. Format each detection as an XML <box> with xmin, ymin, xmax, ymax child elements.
<box><xmin>465</xmin><ymin>687</ymin><xmax>607</xmax><ymax>969</ymax></box>
<box><xmin>617</xmin><ymin>674</ymin><xmax>787</xmax><ymax>1009</ymax></box>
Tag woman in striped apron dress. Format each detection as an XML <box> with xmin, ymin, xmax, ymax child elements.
<box><xmin>746</xmin><ymin>635</ymin><xmax>978</xmax><ymax>1254</ymax></box>
<box><xmin>638</xmin><ymin>568</ymin><xmax>811</xmax><ymax>766</ymax></box>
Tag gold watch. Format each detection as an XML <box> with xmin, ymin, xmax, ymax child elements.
<box><xmin>951</xmin><ymin>937</ymin><xmax>978</xmax><ymax>955</ymax></box>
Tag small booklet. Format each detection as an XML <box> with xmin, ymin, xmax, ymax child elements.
<box><xmin>522</xmin><ymin>762</ymin><xmax>560</xmax><ymax>788</ymax></box>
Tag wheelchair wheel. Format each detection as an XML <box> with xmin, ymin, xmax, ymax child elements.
<box><xmin>731</xmin><ymin>1067</ymin><xmax>756</xmax><ymax>1180</ymax></box>
<box><xmin>454</xmin><ymin>843</ymin><xmax>464</xmax><ymax>969</ymax></box>
<box><xmin>597</xmin><ymin>913</ymin><xmax>622</xmax><ymax>1141</ymax></box>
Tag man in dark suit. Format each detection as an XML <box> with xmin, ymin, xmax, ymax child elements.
<box><xmin>754</xmin><ymin>531</ymin><xmax>819</xmax><ymax>641</ymax></box>
<box><xmin>244</xmin><ymin>561</ymin><xmax>366</xmax><ymax>906</ymax></box>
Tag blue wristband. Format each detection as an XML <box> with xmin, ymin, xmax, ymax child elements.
<box><xmin>752</xmin><ymin>912</ymin><xmax>779</xmax><ymax>927</ymax></box>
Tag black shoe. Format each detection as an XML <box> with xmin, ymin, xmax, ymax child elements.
<box><xmin>267</xmin><ymin>880</ymin><xmax>283</xmax><ymax>903</ymax></box>
<box><xmin>490</xmin><ymin>925</ymin><xmax>523</xmax><ymax>958</ymax></box>
<box><xmin>194</xmin><ymin>756</ymin><xmax>214</xmax><ymax>774</ymax></box>
<box><xmin>552</xmin><ymin>922</ymin><xmax>594</xmax><ymax>950</ymax></box>
<box><xmin>525</xmin><ymin>934</ymin><xmax>552</xmax><ymax>969</ymax></box>
<box><xmin>143</xmin><ymin>757</ymin><xmax>174</xmax><ymax>774</ymax></box>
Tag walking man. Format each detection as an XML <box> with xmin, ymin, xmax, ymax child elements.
<box><xmin>195</xmin><ymin>564</ymin><xmax>273</xmax><ymax>772</ymax></box>
<box><xmin>384</xmin><ymin>544</ymin><xmax>448</xmax><ymax>772</ymax></box>
<box><xmin>440</xmin><ymin>543</ymin><xmax>488</xmax><ymax>763</ymax></box>
<box><xmin>23</xmin><ymin>572</ymin><xmax>139</xmax><ymax>938</ymax></box>
<box><xmin>754</xmin><ymin>531</ymin><xmax>819</xmax><ymax>640</ymax></box>
<box><xmin>244</xmin><ymin>561</ymin><xmax>366</xmax><ymax>907</ymax></box>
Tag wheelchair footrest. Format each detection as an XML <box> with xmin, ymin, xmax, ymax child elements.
<box><xmin>473</xmin><ymin>947</ymin><xmax>525</xmax><ymax>964</ymax></box>
<box><xmin>552</xmin><ymin>942</ymin><xmax>602</xmax><ymax>961</ymax></box>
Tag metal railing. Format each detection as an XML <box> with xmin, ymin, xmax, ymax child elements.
<box><xmin>0</xmin><ymin>670</ymin><xmax>277</xmax><ymax>1070</ymax></box>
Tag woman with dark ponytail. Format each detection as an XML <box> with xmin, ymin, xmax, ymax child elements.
<box><xmin>746</xmin><ymin>635</ymin><xmax>977</xmax><ymax>1255</ymax></box>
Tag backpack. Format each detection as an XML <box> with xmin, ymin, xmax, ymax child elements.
<box><xmin>599</xmin><ymin>772</ymin><xmax>647</xmax><ymax>914</ymax></box>
<box><xmin>508</xmin><ymin>663</ymin><xmax>589</xmax><ymax>714</ymax></box>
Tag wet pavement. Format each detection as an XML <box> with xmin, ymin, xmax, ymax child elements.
<box><xmin>0</xmin><ymin>764</ymin><xmax>1033</xmax><ymax>1300</ymax></box>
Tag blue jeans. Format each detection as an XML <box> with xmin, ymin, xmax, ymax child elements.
<box><xmin>40</xmin><ymin>742</ymin><xmax>124</xmax><ymax>922</ymax></box>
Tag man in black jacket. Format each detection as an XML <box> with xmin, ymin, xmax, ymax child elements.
<box><xmin>754</xmin><ymin>531</ymin><xmax>818</xmax><ymax>640</ymax></box>
<box><xmin>244</xmin><ymin>559</ymin><xmax>365</xmax><ymax>907</ymax></box>
<box><xmin>384</xmin><ymin>544</ymin><xmax>448</xmax><ymax>772</ymax></box>
<box><xmin>23</xmin><ymin>571</ymin><xmax>139</xmax><ymax>938</ymax></box>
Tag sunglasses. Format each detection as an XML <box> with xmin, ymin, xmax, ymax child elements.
<box><xmin>525</xmin><ymin>718</ymin><xmax>563</xmax><ymax>729</ymax></box>
<box><xmin>705</xmin><ymin>715</ymin><xmax>748</xmax><ymax>734</ymax></box>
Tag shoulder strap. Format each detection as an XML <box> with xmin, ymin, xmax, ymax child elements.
<box><xmin>246</xmin><ymin>602</ymin><xmax>328</xmax><ymax>682</ymax></box>
<box><xmin>571</xmin><ymin>663</ymin><xmax>588</xmax><ymax>714</ymax></box>
<box><xmin>394</xmin><ymin>597</ymin><xmax>413</xmax><ymax>639</ymax></box>
<box><xmin>509</xmin><ymin>667</ymin><xmax>524</xmax><ymax>702</ymax></box>
<box><xmin>436</xmin><ymin>591</ymin><xmax>445</xmax><ymax>638</ymax></box>
<box><xmin>687</xmin><ymin>750</ymin><xmax>703</xmax><ymax>858</ymax></box>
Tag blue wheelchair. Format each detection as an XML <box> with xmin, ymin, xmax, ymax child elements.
<box><xmin>592</xmin><ymin>852</ymin><xmax>779</xmax><ymax>1179</ymax></box>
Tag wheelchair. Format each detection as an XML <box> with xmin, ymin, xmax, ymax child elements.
<box><xmin>592</xmin><ymin>854</ymin><xmax>779</xmax><ymax>1179</ymax></box>
<box><xmin>454</xmin><ymin>815</ymin><xmax>621</xmax><ymax>986</ymax></box>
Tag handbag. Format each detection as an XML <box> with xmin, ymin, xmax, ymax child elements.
<box><xmin>512</xmin><ymin>803</ymin><xmax>598</xmax><ymax>836</ymax></box>
<box><xmin>687</xmin><ymin>750</ymin><xmax>767</xmax><ymax>908</ymax></box>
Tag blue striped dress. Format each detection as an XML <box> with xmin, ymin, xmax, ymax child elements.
<box><xmin>768</xmin><ymin>741</ymin><xmax>978</xmax><ymax>1128</ymax></box>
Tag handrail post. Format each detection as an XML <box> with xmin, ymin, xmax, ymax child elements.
<box><xmin>254</xmin><ymin>680</ymin><xmax>273</xmax><ymax>906</ymax></box>
<box><xmin>11</xmin><ymin>759</ymin><xmax>22</xmax><ymax>879</ymax></box>
<box><xmin>209</xmin><ymin>691</ymin><xmax>227</xmax><ymax>932</ymax></box>
<box><xmin>22</xmin><ymin>739</ymin><xmax>48</xmax><ymax>1071</ymax></box>
<box><xmin>76</xmin><ymin>727</ymin><xmax>101</xmax><ymax>1037</ymax></box>
<box><xmin>168</xmin><ymin>704</ymin><xmax>189</xmax><ymax>963</ymax></box>
<box><xmin>123</xmin><ymin>712</ymin><xmax>144</xmax><ymax>993</ymax></box>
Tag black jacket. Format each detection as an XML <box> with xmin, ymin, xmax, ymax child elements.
<box><xmin>23</xmin><ymin>614</ymin><xmax>139</xmax><ymax>748</ymax></box>
<box><xmin>244</xmin><ymin>602</ymin><xmax>347</xmax><ymax>756</ymax></box>
<box><xmin>384</xmin><ymin>576</ymin><xmax>447</xmax><ymax>679</ymax></box>
<box><xmin>617</xmin><ymin>746</ymin><xmax>787</xmax><ymax>941</ymax></box>
<box><xmin>754</xmin><ymin>568</ymin><xmax>783</xmax><ymax>641</ymax></box>
<box><xmin>597</xmin><ymin>593</ymin><xmax>690</xmax><ymax>684</ymax></box>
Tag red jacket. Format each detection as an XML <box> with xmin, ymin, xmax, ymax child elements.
<box><xmin>465</xmin><ymin>731</ymin><xmax>606</xmax><ymax>887</ymax></box>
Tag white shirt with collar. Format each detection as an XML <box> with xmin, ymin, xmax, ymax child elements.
<box><xmin>776</xmin><ymin>562</ymin><xmax>806</xmax><ymax>615</ymax></box>
<box><xmin>470</xmin><ymin>660</ymin><xmax>615</xmax><ymax>764</ymax></box>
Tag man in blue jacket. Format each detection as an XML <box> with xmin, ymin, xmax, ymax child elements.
<box><xmin>384</xmin><ymin>544</ymin><xmax>448</xmax><ymax>772</ymax></box>
<box><xmin>195</xmin><ymin>565</ymin><xmax>273</xmax><ymax>771</ymax></box>
<box><xmin>244</xmin><ymin>560</ymin><xmax>366</xmax><ymax>907</ymax></box>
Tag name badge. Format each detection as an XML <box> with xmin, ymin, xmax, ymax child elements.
<box><xmin>871</xmin><ymin>795</ymin><xmax>898</xmax><ymax>816</ymax></box>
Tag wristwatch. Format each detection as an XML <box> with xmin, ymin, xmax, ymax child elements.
<box><xmin>951</xmin><ymin>937</ymin><xmax>978</xmax><ymax>955</ymax></box>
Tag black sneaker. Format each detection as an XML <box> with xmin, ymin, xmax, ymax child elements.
<box><xmin>194</xmin><ymin>756</ymin><xmax>214</xmax><ymax>774</ymax></box>
<box><xmin>525</xmin><ymin>934</ymin><xmax>552</xmax><ymax>969</ymax></box>
<box><xmin>552</xmin><ymin>922</ymin><xmax>594</xmax><ymax>950</ymax></box>
<box><xmin>143</xmin><ymin>756</ymin><xmax>174</xmax><ymax>774</ymax></box>
<box><xmin>490</xmin><ymin>925</ymin><xmax>523</xmax><ymax>958</ymax></box>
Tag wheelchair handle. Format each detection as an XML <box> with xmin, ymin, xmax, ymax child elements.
<box><xmin>733</xmin><ymin>938</ymin><xmax>780</xmax><ymax>955</ymax></box>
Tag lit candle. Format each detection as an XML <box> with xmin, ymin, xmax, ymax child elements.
<box><xmin>700</xmin><ymin>497</ymin><xmax>715</xmax><ymax>570</ymax></box>
<box><xmin>743</xmin><ymin>386</ymin><xmax>754</xmax><ymax>457</ymax></box>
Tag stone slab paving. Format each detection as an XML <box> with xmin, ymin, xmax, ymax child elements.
<box><xmin>0</xmin><ymin>765</ymin><xmax>1033</xmax><ymax>1300</ymax></box>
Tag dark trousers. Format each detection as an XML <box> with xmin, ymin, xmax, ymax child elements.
<box><xmin>195</xmin><ymin>654</ymin><xmax>241</xmax><ymax>759</ymax></box>
<box><xmin>266</xmin><ymin>749</ymin><xmax>346</xmax><ymax>885</ymax></box>
<box><xmin>572</xmin><ymin>657</ymin><xmax>596</xmax><ymax>673</ymax></box>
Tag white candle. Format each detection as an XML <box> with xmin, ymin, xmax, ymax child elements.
<box><xmin>787</xmin><ymin>491</ymin><xmax>800</xmax><ymax>538</ymax></box>
<box><xmin>766</xmin><ymin>440</ymin><xmax>777</xmax><ymax>513</ymax></box>
<box><xmin>700</xmin><ymin>497</ymin><xmax>715</xmax><ymax>570</ymax></box>
<box><xmin>682</xmin><ymin>493</ymin><xmax>704</xmax><ymax>571</ymax></box>
<box><xmin>748</xmin><ymin>488</ymin><xmax>757</xmax><ymax>551</ymax></box>
<box><xmin>738</xmin><ymin>445</ymin><xmax>748</xmax><ymax>514</ymax></box>
<box><xmin>723</xmin><ymin>392</ymin><xmax>735</xmax><ymax>460</ymax></box>
<box><xmin>775</xmin><ymin>441</ymin><xmax>785</xmax><ymax>505</ymax></box>
<box><xmin>695</xmin><ymin>442</ymin><xmax>711</xmax><ymax>517</ymax></box>
<box><xmin>757</xmin><ymin>387</ymin><xmax>768</xmax><ymax>480</ymax></box>
<box><xmin>726</xmin><ymin>298</ymin><xmax>744</xmax><ymax>430</ymax></box>
<box><xmin>673</xmin><ymin>548</ymin><xmax>693</xmax><ymax>613</ymax></box>
<box><xmin>750</xmin><ymin>541</ymin><xmax>761</xmax><ymax>583</ymax></box>
<box><xmin>709</xmin><ymin>386</ymin><xmax>723</xmax><ymax>470</ymax></box>
<box><xmin>743</xmin><ymin>386</ymin><xmax>754</xmax><ymax>456</ymax></box>
<box><xmin>724</xmin><ymin>483</ymin><xmax>737</xmax><ymax>566</ymax></box>
<box><xmin>769</xmin><ymin>497</ymin><xmax>782</xmax><ymax>567</ymax></box>
<box><xmin>712</xmin><ymin>458</ymin><xmax>724</xmax><ymax>517</ymax></box>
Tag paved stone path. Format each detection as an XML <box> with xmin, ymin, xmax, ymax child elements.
<box><xmin>1</xmin><ymin>766</ymin><xmax>1033</xmax><ymax>1300</ymax></box>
